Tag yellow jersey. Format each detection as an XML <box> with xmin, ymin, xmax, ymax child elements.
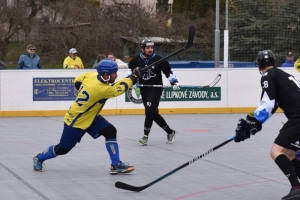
<box><xmin>63</xmin><ymin>56</ymin><xmax>84</xmax><ymax>69</ymax></box>
<box><xmin>64</xmin><ymin>72</ymin><xmax>133</xmax><ymax>129</ymax></box>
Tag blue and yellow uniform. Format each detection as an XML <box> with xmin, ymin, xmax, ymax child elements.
<box><xmin>64</xmin><ymin>72</ymin><xmax>133</xmax><ymax>129</ymax></box>
<box><xmin>33</xmin><ymin>59</ymin><xmax>138</xmax><ymax>174</ymax></box>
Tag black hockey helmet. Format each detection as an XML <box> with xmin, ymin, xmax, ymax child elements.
<box><xmin>256</xmin><ymin>50</ymin><xmax>276</xmax><ymax>70</ymax></box>
<box><xmin>140</xmin><ymin>39</ymin><xmax>154</xmax><ymax>48</ymax></box>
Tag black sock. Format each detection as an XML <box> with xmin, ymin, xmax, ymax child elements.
<box><xmin>275</xmin><ymin>154</ymin><xmax>300</xmax><ymax>187</ymax></box>
<box><xmin>291</xmin><ymin>158</ymin><xmax>300</xmax><ymax>179</ymax></box>
<box><xmin>144</xmin><ymin>127</ymin><xmax>150</xmax><ymax>136</ymax></box>
<box><xmin>163</xmin><ymin>126</ymin><xmax>173</xmax><ymax>134</ymax></box>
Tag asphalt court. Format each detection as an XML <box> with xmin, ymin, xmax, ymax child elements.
<box><xmin>0</xmin><ymin>113</ymin><xmax>293</xmax><ymax>200</ymax></box>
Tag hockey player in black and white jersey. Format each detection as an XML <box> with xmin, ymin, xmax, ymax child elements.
<box><xmin>234</xmin><ymin>50</ymin><xmax>300</xmax><ymax>200</ymax></box>
<box><xmin>128</xmin><ymin>39</ymin><xmax>179</xmax><ymax>145</ymax></box>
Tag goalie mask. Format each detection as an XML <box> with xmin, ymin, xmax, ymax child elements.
<box><xmin>256</xmin><ymin>50</ymin><xmax>276</xmax><ymax>71</ymax></box>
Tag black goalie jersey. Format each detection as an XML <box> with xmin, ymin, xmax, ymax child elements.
<box><xmin>254</xmin><ymin>67</ymin><xmax>300</xmax><ymax>123</ymax></box>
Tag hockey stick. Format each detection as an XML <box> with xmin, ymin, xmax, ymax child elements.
<box><xmin>115</xmin><ymin>136</ymin><xmax>235</xmax><ymax>192</ymax></box>
<box><xmin>140</xmin><ymin>25</ymin><xmax>195</xmax><ymax>72</ymax></box>
<box><xmin>135</xmin><ymin>74</ymin><xmax>221</xmax><ymax>88</ymax></box>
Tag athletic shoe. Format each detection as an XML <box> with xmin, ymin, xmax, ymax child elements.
<box><xmin>166</xmin><ymin>131</ymin><xmax>176</xmax><ymax>144</ymax></box>
<box><xmin>139</xmin><ymin>135</ymin><xmax>148</xmax><ymax>145</ymax></box>
<box><xmin>282</xmin><ymin>186</ymin><xmax>300</xmax><ymax>200</ymax></box>
<box><xmin>33</xmin><ymin>154</ymin><xmax>45</xmax><ymax>172</ymax></box>
<box><xmin>110</xmin><ymin>161</ymin><xmax>135</xmax><ymax>175</ymax></box>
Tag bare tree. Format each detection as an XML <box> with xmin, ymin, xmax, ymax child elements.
<box><xmin>1</xmin><ymin>0</ymin><xmax>213</xmax><ymax>68</ymax></box>
<box><xmin>0</xmin><ymin>2</ymin><xmax>29</xmax><ymax>61</ymax></box>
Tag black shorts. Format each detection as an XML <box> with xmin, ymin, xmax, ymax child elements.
<box><xmin>274</xmin><ymin>113</ymin><xmax>300</xmax><ymax>152</ymax></box>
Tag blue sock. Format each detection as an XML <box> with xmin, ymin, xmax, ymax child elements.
<box><xmin>105</xmin><ymin>138</ymin><xmax>120</xmax><ymax>166</ymax></box>
<box><xmin>37</xmin><ymin>145</ymin><xmax>57</xmax><ymax>161</ymax></box>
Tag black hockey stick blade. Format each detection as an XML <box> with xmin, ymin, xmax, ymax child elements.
<box><xmin>115</xmin><ymin>136</ymin><xmax>235</xmax><ymax>192</ymax></box>
<box><xmin>184</xmin><ymin>25</ymin><xmax>195</xmax><ymax>49</ymax></box>
<box><xmin>141</xmin><ymin>25</ymin><xmax>195</xmax><ymax>73</ymax></box>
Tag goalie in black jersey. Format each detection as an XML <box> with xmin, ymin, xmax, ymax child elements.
<box><xmin>234</xmin><ymin>50</ymin><xmax>300</xmax><ymax>200</ymax></box>
<box><xmin>33</xmin><ymin>59</ymin><xmax>141</xmax><ymax>175</ymax></box>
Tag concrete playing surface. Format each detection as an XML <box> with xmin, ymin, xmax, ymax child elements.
<box><xmin>0</xmin><ymin>113</ymin><xmax>293</xmax><ymax>200</ymax></box>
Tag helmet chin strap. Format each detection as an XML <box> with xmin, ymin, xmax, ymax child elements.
<box><xmin>101</xmin><ymin>75</ymin><xmax>110</xmax><ymax>82</ymax></box>
<box><xmin>258</xmin><ymin>66</ymin><xmax>263</xmax><ymax>74</ymax></box>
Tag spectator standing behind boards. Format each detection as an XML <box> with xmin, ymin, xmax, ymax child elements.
<box><xmin>17</xmin><ymin>44</ymin><xmax>42</xmax><ymax>69</ymax></box>
<box><xmin>0</xmin><ymin>59</ymin><xmax>7</xmax><ymax>69</ymax></box>
<box><xmin>281</xmin><ymin>52</ymin><xmax>295</xmax><ymax>67</ymax></box>
<box><xmin>63</xmin><ymin>48</ymin><xmax>84</xmax><ymax>69</ymax></box>
<box><xmin>92</xmin><ymin>54</ymin><xmax>106</xmax><ymax>68</ymax></box>
<box><xmin>107</xmin><ymin>52</ymin><xmax>128</xmax><ymax>69</ymax></box>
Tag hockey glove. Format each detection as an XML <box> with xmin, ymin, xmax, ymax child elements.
<box><xmin>129</xmin><ymin>67</ymin><xmax>142</xmax><ymax>84</ymax></box>
<box><xmin>172</xmin><ymin>82</ymin><xmax>180</xmax><ymax>90</ymax></box>
<box><xmin>168</xmin><ymin>73</ymin><xmax>180</xmax><ymax>90</ymax></box>
<box><xmin>235</xmin><ymin>113</ymin><xmax>262</xmax><ymax>143</ymax></box>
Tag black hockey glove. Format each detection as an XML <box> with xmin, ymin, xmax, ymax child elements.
<box><xmin>129</xmin><ymin>67</ymin><xmax>142</xmax><ymax>84</ymax></box>
<box><xmin>235</xmin><ymin>113</ymin><xmax>262</xmax><ymax>143</ymax></box>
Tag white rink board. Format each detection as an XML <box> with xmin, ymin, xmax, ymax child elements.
<box><xmin>0</xmin><ymin>67</ymin><xmax>299</xmax><ymax>111</ymax></box>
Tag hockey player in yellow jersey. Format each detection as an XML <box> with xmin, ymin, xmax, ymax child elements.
<box><xmin>33</xmin><ymin>59</ymin><xmax>141</xmax><ymax>175</ymax></box>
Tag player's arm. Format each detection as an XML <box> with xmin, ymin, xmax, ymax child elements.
<box><xmin>160</xmin><ymin>60</ymin><xmax>180</xmax><ymax>90</ymax></box>
<box><xmin>128</xmin><ymin>57</ymin><xmax>137</xmax><ymax>72</ymax></box>
<box><xmin>254</xmin><ymin>75</ymin><xmax>278</xmax><ymax>124</ymax></box>
<box><xmin>235</xmin><ymin>75</ymin><xmax>277</xmax><ymax>142</ymax></box>
<box><xmin>105</xmin><ymin>77</ymin><xmax>134</xmax><ymax>98</ymax></box>
<box><xmin>74</xmin><ymin>72</ymin><xmax>90</xmax><ymax>92</ymax></box>
<box><xmin>104</xmin><ymin>67</ymin><xmax>141</xmax><ymax>98</ymax></box>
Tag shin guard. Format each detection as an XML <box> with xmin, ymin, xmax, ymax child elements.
<box><xmin>37</xmin><ymin>145</ymin><xmax>57</xmax><ymax>161</ymax></box>
<box><xmin>105</xmin><ymin>138</ymin><xmax>120</xmax><ymax>166</ymax></box>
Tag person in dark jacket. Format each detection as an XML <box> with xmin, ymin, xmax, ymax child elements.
<box><xmin>17</xmin><ymin>44</ymin><xmax>42</xmax><ymax>69</ymax></box>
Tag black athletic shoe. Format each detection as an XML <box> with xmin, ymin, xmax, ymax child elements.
<box><xmin>282</xmin><ymin>187</ymin><xmax>300</xmax><ymax>200</ymax></box>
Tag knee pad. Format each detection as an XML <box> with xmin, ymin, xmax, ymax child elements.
<box><xmin>99</xmin><ymin>125</ymin><xmax>117</xmax><ymax>139</ymax></box>
<box><xmin>54</xmin><ymin>145</ymin><xmax>72</xmax><ymax>156</ymax></box>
